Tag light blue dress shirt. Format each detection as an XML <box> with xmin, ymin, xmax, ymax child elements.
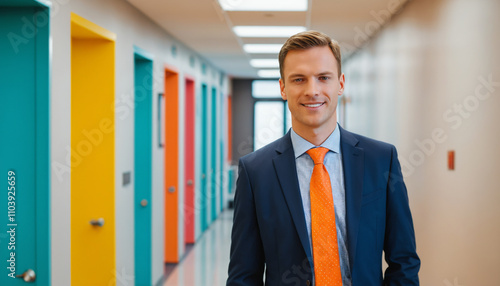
<box><xmin>290</xmin><ymin>124</ymin><xmax>352</xmax><ymax>286</ymax></box>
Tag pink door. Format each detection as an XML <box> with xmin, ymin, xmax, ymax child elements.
<box><xmin>184</xmin><ymin>77</ymin><xmax>195</xmax><ymax>244</ymax></box>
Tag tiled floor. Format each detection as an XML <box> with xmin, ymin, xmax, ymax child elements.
<box><xmin>163</xmin><ymin>210</ymin><xmax>233</xmax><ymax>286</ymax></box>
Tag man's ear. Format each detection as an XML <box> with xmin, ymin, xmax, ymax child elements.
<box><xmin>338</xmin><ymin>73</ymin><xmax>345</xmax><ymax>96</ymax></box>
<box><xmin>279</xmin><ymin>78</ymin><xmax>287</xmax><ymax>100</ymax></box>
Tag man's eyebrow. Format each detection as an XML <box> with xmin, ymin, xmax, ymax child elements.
<box><xmin>287</xmin><ymin>73</ymin><xmax>305</xmax><ymax>78</ymax></box>
<box><xmin>287</xmin><ymin>71</ymin><xmax>335</xmax><ymax>79</ymax></box>
<box><xmin>317</xmin><ymin>71</ymin><xmax>334</xmax><ymax>76</ymax></box>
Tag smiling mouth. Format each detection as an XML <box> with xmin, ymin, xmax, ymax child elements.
<box><xmin>302</xmin><ymin>102</ymin><xmax>325</xmax><ymax>108</ymax></box>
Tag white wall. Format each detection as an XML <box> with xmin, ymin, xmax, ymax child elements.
<box><xmin>49</xmin><ymin>0</ymin><xmax>228</xmax><ymax>285</ymax></box>
<box><xmin>343</xmin><ymin>0</ymin><xmax>500</xmax><ymax>284</ymax></box>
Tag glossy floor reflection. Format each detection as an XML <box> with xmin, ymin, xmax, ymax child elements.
<box><xmin>163</xmin><ymin>210</ymin><xmax>233</xmax><ymax>286</ymax></box>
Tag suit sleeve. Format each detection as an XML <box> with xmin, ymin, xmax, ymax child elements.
<box><xmin>227</xmin><ymin>159</ymin><xmax>265</xmax><ymax>286</ymax></box>
<box><xmin>383</xmin><ymin>146</ymin><xmax>421</xmax><ymax>285</ymax></box>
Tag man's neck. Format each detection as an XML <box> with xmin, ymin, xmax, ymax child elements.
<box><xmin>292</xmin><ymin>120</ymin><xmax>337</xmax><ymax>146</ymax></box>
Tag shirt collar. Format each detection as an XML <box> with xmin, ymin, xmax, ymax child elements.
<box><xmin>290</xmin><ymin>123</ymin><xmax>341</xmax><ymax>159</ymax></box>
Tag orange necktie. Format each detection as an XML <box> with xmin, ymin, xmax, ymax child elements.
<box><xmin>306</xmin><ymin>147</ymin><xmax>342</xmax><ymax>285</ymax></box>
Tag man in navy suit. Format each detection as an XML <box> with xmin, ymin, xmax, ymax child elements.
<box><xmin>227</xmin><ymin>30</ymin><xmax>420</xmax><ymax>285</ymax></box>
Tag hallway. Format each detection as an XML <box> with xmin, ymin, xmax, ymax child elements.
<box><xmin>162</xmin><ymin>211</ymin><xmax>232</xmax><ymax>286</ymax></box>
<box><xmin>1</xmin><ymin>0</ymin><xmax>500</xmax><ymax>285</ymax></box>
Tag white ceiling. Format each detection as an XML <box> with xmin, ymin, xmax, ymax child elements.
<box><xmin>126</xmin><ymin>0</ymin><xmax>409</xmax><ymax>78</ymax></box>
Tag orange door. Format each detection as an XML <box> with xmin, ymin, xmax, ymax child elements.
<box><xmin>164</xmin><ymin>68</ymin><xmax>179</xmax><ymax>262</ymax></box>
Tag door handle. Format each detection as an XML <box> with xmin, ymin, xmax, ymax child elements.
<box><xmin>168</xmin><ymin>186</ymin><xmax>176</xmax><ymax>193</ymax></box>
<box><xmin>89</xmin><ymin>218</ymin><xmax>105</xmax><ymax>227</ymax></box>
<box><xmin>187</xmin><ymin>179</ymin><xmax>193</xmax><ymax>186</ymax></box>
<box><xmin>16</xmin><ymin>269</ymin><xmax>36</xmax><ymax>282</ymax></box>
<box><xmin>140</xmin><ymin>199</ymin><xmax>148</xmax><ymax>207</ymax></box>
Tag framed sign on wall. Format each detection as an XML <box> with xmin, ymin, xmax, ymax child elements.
<box><xmin>158</xmin><ymin>92</ymin><xmax>165</xmax><ymax>148</ymax></box>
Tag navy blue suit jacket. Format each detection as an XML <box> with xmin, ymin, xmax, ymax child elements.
<box><xmin>227</xmin><ymin>126</ymin><xmax>420</xmax><ymax>285</ymax></box>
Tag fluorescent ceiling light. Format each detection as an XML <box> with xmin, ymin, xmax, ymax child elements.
<box><xmin>218</xmin><ymin>0</ymin><xmax>308</xmax><ymax>11</ymax></box>
<box><xmin>250</xmin><ymin>59</ymin><xmax>279</xmax><ymax>68</ymax></box>
<box><xmin>234</xmin><ymin>26</ymin><xmax>306</xmax><ymax>38</ymax></box>
<box><xmin>258</xmin><ymin>69</ymin><xmax>281</xmax><ymax>78</ymax></box>
<box><xmin>244</xmin><ymin>44</ymin><xmax>282</xmax><ymax>54</ymax></box>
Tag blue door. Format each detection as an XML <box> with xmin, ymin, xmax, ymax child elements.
<box><xmin>0</xmin><ymin>1</ymin><xmax>50</xmax><ymax>285</ymax></box>
<box><xmin>211</xmin><ymin>87</ymin><xmax>217</xmax><ymax>222</ymax></box>
<box><xmin>220</xmin><ymin>92</ymin><xmax>225</xmax><ymax>213</ymax></box>
<box><xmin>200</xmin><ymin>84</ymin><xmax>208</xmax><ymax>232</ymax></box>
<box><xmin>133</xmin><ymin>47</ymin><xmax>153</xmax><ymax>286</ymax></box>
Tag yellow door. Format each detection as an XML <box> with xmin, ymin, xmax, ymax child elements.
<box><xmin>71</xmin><ymin>13</ymin><xmax>116</xmax><ymax>286</ymax></box>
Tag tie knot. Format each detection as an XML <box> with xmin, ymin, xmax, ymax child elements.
<box><xmin>306</xmin><ymin>147</ymin><xmax>329</xmax><ymax>165</ymax></box>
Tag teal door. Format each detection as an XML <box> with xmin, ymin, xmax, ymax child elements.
<box><xmin>133</xmin><ymin>48</ymin><xmax>153</xmax><ymax>286</ymax></box>
<box><xmin>200</xmin><ymin>84</ymin><xmax>208</xmax><ymax>232</ymax></box>
<box><xmin>0</xmin><ymin>2</ymin><xmax>50</xmax><ymax>285</ymax></box>
<box><xmin>211</xmin><ymin>87</ymin><xmax>217</xmax><ymax>222</ymax></box>
<box><xmin>220</xmin><ymin>92</ymin><xmax>225</xmax><ymax>213</ymax></box>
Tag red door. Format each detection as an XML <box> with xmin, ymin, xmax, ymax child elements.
<box><xmin>184</xmin><ymin>77</ymin><xmax>195</xmax><ymax>244</ymax></box>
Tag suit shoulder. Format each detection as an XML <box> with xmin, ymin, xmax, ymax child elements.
<box><xmin>346</xmin><ymin>130</ymin><xmax>396</xmax><ymax>153</ymax></box>
<box><xmin>239</xmin><ymin>137</ymin><xmax>283</xmax><ymax>169</ymax></box>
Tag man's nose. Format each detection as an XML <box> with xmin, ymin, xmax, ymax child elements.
<box><xmin>305</xmin><ymin>79</ymin><xmax>319</xmax><ymax>97</ymax></box>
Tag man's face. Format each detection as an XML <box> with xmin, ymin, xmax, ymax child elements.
<box><xmin>279</xmin><ymin>46</ymin><xmax>344</xmax><ymax>134</ymax></box>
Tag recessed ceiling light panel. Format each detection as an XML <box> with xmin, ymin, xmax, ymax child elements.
<box><xmin>234</xmin><ymin>26</ymin><xmax>306</xmax><ymax>38</ymax></box>
<box><xmin>250</xmin><ymin>59</ymin><xmax>280</xmax><ymax>68</ymax></box>
<box><xmin>243</xmin><ymin>44</ymin><xmax>283</xmax><ymax>54</ymax></box>
<box><xmin>218</xmin><ymin>0</ymin><xmax>308</xmax><ymax>11</ymax></box>
<box><xmin>258</xmin><ymin>69</ymin><xmax>281</xmax><ymax>78</ymax></box>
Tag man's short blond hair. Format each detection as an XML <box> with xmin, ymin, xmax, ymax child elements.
<box><xmin>279</xmin><ymin>30</ymin><xmax>342</xmax><ymax>80</ymax></box>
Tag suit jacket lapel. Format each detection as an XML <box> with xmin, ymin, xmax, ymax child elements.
<box><xmin>340</xmin><ymin>126</ymin><xmax>364</xmax><ymax>271</ymax></box>
<box><xmin>273</xmin><ymin>132</ymin><xmax>313</xmax><ymax>265</ymax></box>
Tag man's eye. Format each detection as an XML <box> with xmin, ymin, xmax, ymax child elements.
<box><xmin>292</xmin><ymin>78</ymin><xmax>303</xmax><ymax>82</ymax></box>
<box><xmin>319</xmin><ymin>76</ymin><xmax>330</xmax><ymax>81</ymax></box>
